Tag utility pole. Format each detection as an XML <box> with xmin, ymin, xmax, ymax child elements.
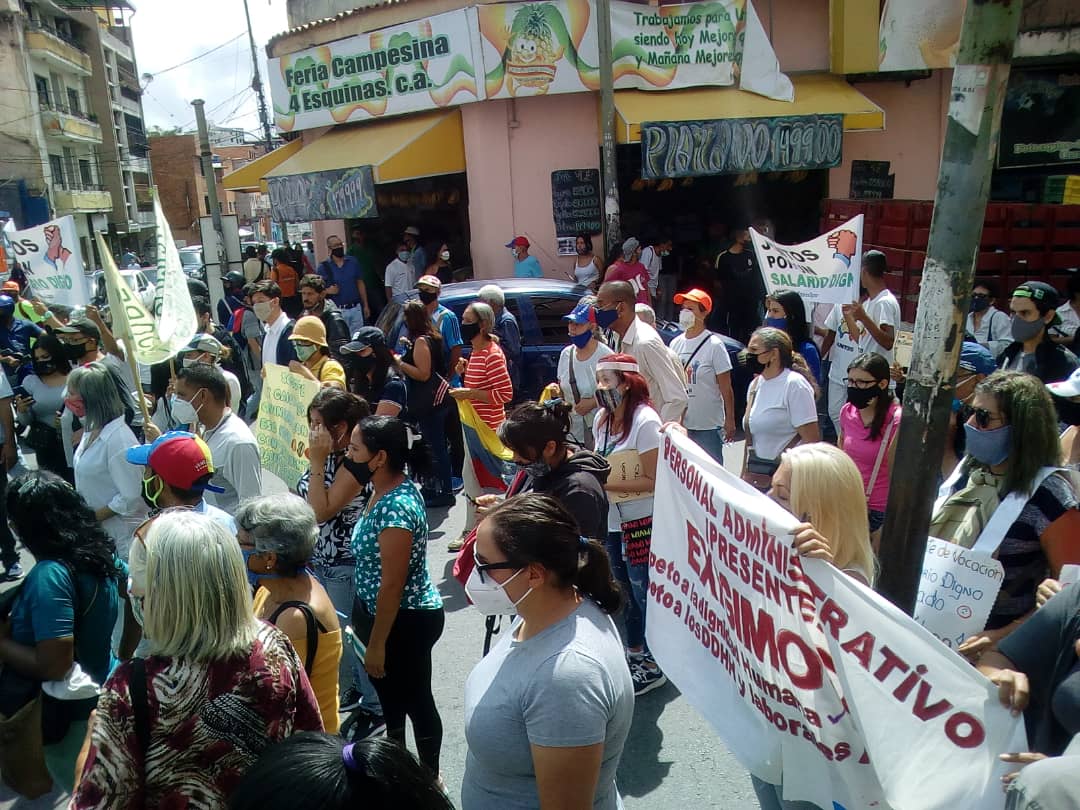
<box><xmin>192</xmin><ymin>99</ymin><xmax>227</xmax><ymax>310</ymax></box>
<box><xmin>877</xmin><ymin>0</ymin><xmax>1023</xmax><ymax>613</ymax></box>
<box><xmin>596</xmin><ymin>0</ymin><xmax>621</xmax><ymax>257</ymax></box>
<box><xmin>243</xmin><ymin>0</ymin><xmax>274</xmax><ymax>154</ymax></box>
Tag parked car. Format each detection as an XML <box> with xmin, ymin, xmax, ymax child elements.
<box><xmin>90</xmin><ymin>268</ymin><xmax>156</xmax><ymax>321</ymax></box>
<box><xmin>178</xmin><ymin>246</ymin><xmax>205</xmax><ymax>282</ymax></box>
<box><xmin>374</xmin><ymin>278</ymin><xmax>749</xmax><ymax>416</ymax></box>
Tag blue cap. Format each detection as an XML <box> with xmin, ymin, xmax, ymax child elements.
<box><xmin>563</xmin><ymin>302</ymin><xmax>596</xmax><ymax>325</ymax></box>
<box><xmin>959</xmin><ymin>341</ymin><xmax>996</xmax><ymax>376</ymax></box>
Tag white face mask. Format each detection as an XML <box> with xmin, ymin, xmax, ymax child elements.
<box><xmin>465</xmin><ymin>566</ymin><xmax>532</xmax><ymax>616</ymax></box>
<box><xmin>678</xmin><ymin>309</ymin><xmax>695</xmax><ymax>330</ymax></box>
<box><xmin>253</xmin><ymin>301</ymin><xmax>273</xmax><ymax>322</ymax></box>
<box><xmin>439</xmin><ymin>250</ymin><xmax>451</xmax><ymax>261</ymax></box>
<box><xmin>170</xmin><ymin>391</ymin><xmax>201</xmax><ymax>425</ymax></box>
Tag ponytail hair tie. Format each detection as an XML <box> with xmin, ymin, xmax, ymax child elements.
<box><xmin>579</xmin><ymin>536</ymin><xmax>590</xmax><ymax>551</ymax></box>
<box><xmin>543</xmin><ymin>397</ymin><xmax>564</xmax><ymax>409</ymax></box>
<box><xmin>342</xmin><ymin>742</ymin><xmax>362</xmax><ymax>774</ymax></box>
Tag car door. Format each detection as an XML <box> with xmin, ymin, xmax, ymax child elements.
<box><xmin>508</xmin><ymin>292</ymin><xmax>577</xmax><ymax>401</ymax></box>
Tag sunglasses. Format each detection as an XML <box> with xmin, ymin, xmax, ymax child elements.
<box><xmin>972</xmin><ymin>408</ymin><xmax>1002</xmax><ymax>429</ymax></box>
<box><xmin>473</xmin><ymin>547</ymin><xmax>519</xmax><ymax>584</ymax></box>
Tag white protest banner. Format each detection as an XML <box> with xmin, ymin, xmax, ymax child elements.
<box><xmin>7</xmin><ymin>215</ymin><xmax>88</xmax><ymax>307</ymax></box>
<box><xmin>255</xmin><ymin>364</ymin><xmax>321</xmax><ymax>489</ymax></box>
<box><xmin>650</xmin><ymin>430</ymin><xmax>1026</xmax><ymax>809</ymax></box>
<box><xmin>914</xmin><ymin>537</ymin><xmax>1004</xmax><ymax>651</ymax></box>
<box><xmin>97</xmin><ymin>196</ymin><xmax>196</xmax><ymax>365</ymax></box>
<box><xmin>750</xmin><ymin>215</ymin><xmax>863</xmax><ymax>306</ymax></box>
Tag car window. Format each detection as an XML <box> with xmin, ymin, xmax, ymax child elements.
<box><xmin>528</xmin><ymin>295</ymin><xmax>577</xmax><ymax>344</ymax></box>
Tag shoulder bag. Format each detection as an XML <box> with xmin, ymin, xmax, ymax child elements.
<box><xmin>268</xmin><ymin>600</ymin><xmax>327</xmax><ymax>676</ymax></box>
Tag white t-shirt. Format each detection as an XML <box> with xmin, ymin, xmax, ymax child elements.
<box><xmin>965</xmin><ymin>307</ymin><xmax>1012</xmax><ymax>359</ymax></box>
<box><xmin>745</xmin><ymin>369</ymin><xmax>817</xmax><ymax>460</ymax></box>
<box><xmin>385</xmin><ymin>258</ymin><xmax>412</xmax><ymax>299</ymax></box>
<box><xmin>556</xmin><ymin>342</ymin><xmax>614</xmax><ymax>445</ymax></box>
<box><xmin>669</xmin><ymin>330</ymin><xmax>732</xmax><ymax>431</ymax></box>
<box><xmin>859</xmin><ymin>288</ymin><xmax>902</xmax><ymax>363</ymax></box>
<box><xmin>262</xmin><ymin>312</ymin><xmax>290</xmax><ymax>367</ymax></box>
<box><xmin>594</xmin><ymin>404</ymin><xmax>661</xmax><ymax>532</ymax></box>
<box><xmin>202</xmin><ymin>410</ymin><xmax>263</xmax><ymax>514</ymax></box>
<box><xmin>639</xmin><ymin>246</ymin><xmax>662</xmax><ymax>295</ymax></box>
<box><xmin>825</xmin><ymin>305</ymin><xmax>861</xmax><ymax>384</ymax></box>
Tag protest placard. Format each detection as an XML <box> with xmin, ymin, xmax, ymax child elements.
<box><xmin>914</xmin><ymin>538</ymin><xmax>1004</xmax><ymax>651</ymax></box>
<box><xmin>255</xmin><ymin>364</ymin><xmax>321</xmax><ymax>489</ymax></box>
<box><xmin>6</xmin><ymin>215</ymin><xmax>88</xmax><ymax>307</ymax></box>
<box><xmin>650</xmin><ymin>430</ymin><xmax>1026</xmax><ymax>809</ymax></box>
<box><xmin>750</xmin><ymin>215</ymin><xmax>863</xmax><ymax>306</ymax></box>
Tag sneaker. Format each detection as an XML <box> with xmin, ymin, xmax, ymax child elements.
<box><xmin>3</xmin><ymin>562</ymin><xmax>23</xmax><ymax>581</ymax></box>
<box><xmin>339</xmin><ymin>687</ymin><xmax>362</xmax><ymax>712</ymax></box>
<box><xmin>626</xmin><ymin>650</ymin><xmax>647</xmax><ymax>670</ymax></box>
<box><xmin>341</xmin><ymin>707</ymin><xmax>387</xmax><ymax>742</ymax></box>
<box><xmin>632</xmin><ymin>664</ymin><xmax>668</xmax><ymax>696</ymax></box>
<box><xmin>447</xmin><ymin>534</ymin><xmax>466</xmax><ymax>553</ymax></box>
<box><xmin>451</xmin><ymin>477</ymin><xmax>464</xmax><ymax>493</ymax></box>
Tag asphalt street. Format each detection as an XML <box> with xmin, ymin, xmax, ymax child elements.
<box><xmin>0</xmin><ymin>440</ymin><xmax>760</xmax><ymax>809</ymax></box>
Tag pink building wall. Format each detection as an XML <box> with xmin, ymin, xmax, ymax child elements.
<box><xmin>463</xmin><ymin>92</ymin><xmax>601</xmax><ymax>280</ymax></box>
<box><xmin>830</xmin><ymin>71</ymin><xmax>953</xmax><ymax>202</ymax></box>
<box><xmin>761</xmin><ymin>0</ymin><xmax>830</xmax><ymax>73</ymax></box>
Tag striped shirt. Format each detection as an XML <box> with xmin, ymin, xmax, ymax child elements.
<box><xmin>465</xmin><ymin>341</ymin><xmax>513</xmax><ymax>430</ymax></box>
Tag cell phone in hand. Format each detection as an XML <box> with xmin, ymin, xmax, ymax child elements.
<box><xmin>11</xmin><ymin>386</ymin><xmax>29</xmax><ymax>401</ymax></box>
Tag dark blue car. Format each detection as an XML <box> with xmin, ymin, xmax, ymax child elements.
<box><xmin>374</xmin><ymin>278</ymin><xmax>748</xmax><ymax>417</ymax></box>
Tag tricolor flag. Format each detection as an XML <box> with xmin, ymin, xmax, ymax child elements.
<box><xmin>457</xmin><ymin>399</ymin><xmax>512</xmax><ymax>491</ymax></box>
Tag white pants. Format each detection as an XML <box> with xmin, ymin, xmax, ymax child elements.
<box><xmin>828</xmin><ymin>377</ymin><xmax>846</xmax><ymax>438</ymax></box>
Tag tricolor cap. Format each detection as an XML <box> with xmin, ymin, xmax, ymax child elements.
<box><xmin>416</xmin><ymin>275</ymin><xmax>442</xmax><ymax>290</ymax></box>
<box><xmin>505</xmin><ymin>236</ymin><xmax>529</xmax><ymax>248</ymax></box>
<box><xmin>563</xmin><ymin>302</ymin><xmax>596</xmax><ymax>325</ymax></box>
<box><xmin>1046</xmin><ymin>367</ymin><xmax>1080</xmax><ymax>399</ymax></box>
<box><xmin>673</xmin><ymin>288</ymin><xmax>713</xmax><ymax>314</ymax></box>
<box><xmin>126</xmin><ymin>431</ymin><xmax>224</xmax><ymax>492</ymax></box>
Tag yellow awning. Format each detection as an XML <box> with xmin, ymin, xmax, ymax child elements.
<box><xmin>615</xmin><ymin>74</ymin><xmax>885</xmax><ymax>144</ymax></box>
<box><xmin>264</xmin><ymin>109</ymin><xmax>466</xmax><ymax>185</ymax></box>
<box><xmin>221</xmin><ymin>138</ymin><xmax>303</xmax><ymax>192</ymax></box>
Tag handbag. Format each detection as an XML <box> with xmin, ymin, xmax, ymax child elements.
<box><xmin>0</xmin><ymin>692</ymin><xmax>52</xmax><ymax>798</ymax></box>
<box><xmin>406</xmin><ymin>337</ymin><xmax>451</xmax><ymax>418</ymax></box>
<box><xmin>25</xmin><ymin>421</ymin><xmax>59</xmax><ymax>453</ymax></box>
<box><xmin>742</xmin><ymin>378</ymin><xmax>779</xmax><ymax>490</ymax></box>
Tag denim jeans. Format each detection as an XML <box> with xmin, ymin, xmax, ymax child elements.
<box><xmin>688</xmin><ymin>427</ymin><xmax>725</xmax><ymax>465</ymax></box>
<box><xmin>314</xmin><ymin>563</ymin><xmax>382</xmax><ymax>715</ymax></box>
<box><xmin>340</xmin><ymin>305</ymin><xmax>365</xmax><ymax>335</ymax></box>
<box><xmin>606</xmin><ymin>531</ymin><xmax>649</xmax><ymax>650</ymax></box>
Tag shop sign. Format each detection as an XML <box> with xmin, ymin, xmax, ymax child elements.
<box><xmin>998</xmin><ymin>68</ymin><xmax>1080</xmax><ymax>169</ymax></box>
<box><xmin>849</xmin><ymin>160</ymin><xmax>895</xmax><ymax>199</ymax></box>
<box><xmin>267</xmin><ymin>166</ymin><xmax>377</xmax><ymax>223</ymax></box>
<box><xmin>641</xmin><ymin>114</ymin><xmax>842</xmax><ymax>179</ymax></box>
<box><xmin>478</xmin><ymin>0</ymin><xmax>791</xmax><ymax>101</ymax></box>
<box><xmin>551</xmin><ymin>169</ymin><xmax>602</xmax><ymax>237</ymax></box>
<box><xmin>268</xmin><ymin>8</ymin><xmax>482</xmax><ymax>132</ymax></box>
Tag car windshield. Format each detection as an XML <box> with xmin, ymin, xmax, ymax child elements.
<box><xmin>179</xmin><ymin>251</ymin><xmax>201</xmax><ymax>267</ymax></box>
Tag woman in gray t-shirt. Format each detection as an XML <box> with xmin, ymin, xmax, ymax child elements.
<box><xmin>462</xmin><ymin>493</ymin><xmax>633</xmax><ymax>809</ymax></box>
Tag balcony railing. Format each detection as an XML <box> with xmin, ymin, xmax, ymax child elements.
<box><xmin>53</xmin><ymin>180</ymin><xmax>106</xmax><ymax>192</ymax></box>
<box><xmin>40</xmin><ymin>100</ymin><xmax>98</xmax><ymax>124</ymax></box>
<box><xmin>26</xmin><ymin>20</ymin><xmax>87</xmax><ymax>54</ymax></box>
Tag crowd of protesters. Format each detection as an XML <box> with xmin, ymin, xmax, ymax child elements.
<box><xmin>1</xmin><ymin>226</ymin><xmax>1080</xmax><ymax>810</ymax></box>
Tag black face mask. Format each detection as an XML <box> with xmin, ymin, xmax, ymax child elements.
<box><xmin>846</xmin><ymin>386</ymin><xmax>881</xmax><ymax>409</ymax></box>
<box><xmin>739</xmin><ymin>350</ymin><xmax>767</xmax><ymax>375</ymax></box>
<box><xmin>348</xmin><ymin>354</ymin><xmax>376</xmax><ymax>375</ymax></box>
<box><xmin>418</xmin><ymin>290</ymin><xmax>438</xmax><ymax>305</ymax></box>
<box><xmin>330</xmin><ymin>247</ymin><xmax>345</xmax><ymax>259</ymax></box>
<box><xmin>343</xmin><ymin>457</ymin><xmax>373</xmax><ymax>486</ymax></box>
<box><xmin>63</xmin><ymin>341</ymin><xmax>88</xmax><ymax>361</ymax></box>
<box><xmin>32</xmin><ymin>359</ymin><xmax>55</xmax><ymax>377</ymax></box>
<box><xmin>460</xmin><ymin>322</ymin><xmax>481</xmax><ymax>343</ymax></box>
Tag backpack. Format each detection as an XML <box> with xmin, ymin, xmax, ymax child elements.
<box><xmin>212</xmin><ymin>325</ymin><xmax>253</xmax><ymax>400</ymax></box>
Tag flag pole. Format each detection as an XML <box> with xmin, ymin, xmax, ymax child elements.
<box><xmin>122</xmin><ymin>331</ymin><xmax>153</xmax><ymax>431</ymax></box>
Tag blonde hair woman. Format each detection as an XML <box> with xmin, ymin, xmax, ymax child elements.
<box><xmin>769</xmin><ymin>442</ymin><xmax>877</xmax><ymax>586</ymax></box>
<box><xmin>71</xmin><ymin>511</ymin><xmax>323</xmax><ymax>807</ymax></box>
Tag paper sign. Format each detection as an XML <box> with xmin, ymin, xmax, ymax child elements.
<box><xmin>605</xmin><ymin>448</ymin><xmax>651</xmax><ymax>504</ymax></box>
<box><xmin>750</xmin><ymin>215</ymin><xmax>863</xmax><ymax>306</ymax></box>
<box><xmin>914</xmin><ymin>538</ymin><xmax>1004</xmax><ymax>651</ymax></box>
<box><xmin>894</xmin><ymin>330</ymin><xmax>914</xmax><ymax>369</ymax></box>
<box><xmin>6</xmin><ymin>215</ymin><xmax>88</xmax><ymax>307</ymax></box>
<box><xmin>650</xmin><ymin>430</ymin><xmax>1025</xmax><ymax>809</ymax></box>
<box><xmin>255</xmin><ymin>364</ymin><xmax>322</xmax><ymax>489</ymax></box>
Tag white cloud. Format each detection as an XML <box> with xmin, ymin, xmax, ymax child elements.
<box><xmin>131</xmin><ymin>0</ymin><xmax>289</xmax><ymax>138</ymax></box>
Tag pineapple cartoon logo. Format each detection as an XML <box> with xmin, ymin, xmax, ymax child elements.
<box><xmin>505</xmin><ymin>4</ymin><xmax>558</xmax><ymax>95</ymax></box>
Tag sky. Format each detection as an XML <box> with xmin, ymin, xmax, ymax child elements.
<box><xmin>131</xmin><ymin>0</ymin><xmax>290</xmax><ymax>138</ymax></box>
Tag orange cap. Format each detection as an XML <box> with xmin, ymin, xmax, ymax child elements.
<box><xmin>673</xmin><ymin>288</ymin><xmax>713</xmax><ymax>314</ymax></box>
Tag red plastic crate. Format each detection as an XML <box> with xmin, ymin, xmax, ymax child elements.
<box><xmin>1009</xmin><ymin>250</ymin><xmax>1046</xmax><ymax>271</ymax></box>
<box><xmin>911</xmin><ymin>227</ymin><xmax>929</xmax><ymax>250</ymax></box>
<box><xmin>876</xmin><ymin>223</ymin><xmax>911</xmax><ymax>248</ymax></box>
<box><xmin>907</xmin><ymin>251</ymin><xmax>927</xmax><ymax>272</ymax></box>
<box><xmin>981</xmin><ymin>226</ymin><xmax>1008</xmax><ymax>249</ymax></box>
<box><xmin>879</xmin><ymin>201</ymin><xmax>913</xmax><ymax>224</ymax></box>
<box><xmin>913</xmin><ymin>202</ymin><xmax>934</xmax><ymax>226</ymax></box>
<box><xmin>1047</xmin><ymin>251</ymin><xmax>1080</xmax><ymax>271</ymax></box>
<box><xmin>1053</xmin><ymin>206</ymin><xmax>1080</xmax><ymax>227</ymax></box>
<box><xmin>1010</xmin><ymin>228</ymin><xmax>1048</xmax><ymax>249</ymax></box>
<box><xmin>1052</xmin><ymin>226</ymin><xmax>1080</xmax><ymax>247</ymax></box>
<box><xmin>977</xmin><ymin>251</ymin><xmax>1007</xmax><ymax>272</ymax></box>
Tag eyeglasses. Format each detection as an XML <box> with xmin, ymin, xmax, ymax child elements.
<box><xmin>473</xmin><ymin>548</ymin><xmax>519</xmax><ymax>584</ymax></box>
<box><xmin>971</xmin><ymin>293</ymin><xmax>989</xmax><ymax>300</ymax></box>
<box><xmin>973</xmin><ymin>408</ymin><xmax>1004</xmax><ymax>429</ymax></box>
<box><xmin>843</xmin><ymin>377</ymin><xmax>878</xmax><ymax>389</ymax></box>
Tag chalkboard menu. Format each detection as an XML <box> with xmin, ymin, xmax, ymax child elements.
<box><xmin>849</xmin><ymin>160</ymin><xmax>895</xmax><ymax>199</ymax></box>
<box><xmin>551</xmin><ymin>169</ymin><xmax>602</xmax><ymax>238</ymax></box>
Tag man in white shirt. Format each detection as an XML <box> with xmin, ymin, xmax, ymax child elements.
<box><xmin>250</xmin><ymin>280</ymin><xmax>296</xmax><ymax>367</ymax></box>
<box><xmin>670</xmin><ymin>287</ymin><xmax>734</xmax><ymax>463</ymax></box>
<box><xmin>180</xmin><ymin>333</ymin><xmax>242</xmax><ymax>411</ymax></box>
<box><xmin>965</xmin><ymin>280</ymin><xmax>1011</xmax><ymax>358</ymax></box>
<box><xmin>384</xmin><ymin>240</ymin><xmax>413</xmax><ymax>302</ymax></box>
<box><xmin>173</xmin><ymin>363</ymin><xmax>262</xmax><ymax>514</ymax></box>
<box><xmin>595</xmin><ymin>280</ymin><xmax>688</xmax><ymax>423</ymax></box>
<box><xmin>639</xmin><ymin>235</ymin><xmax>672</xmax><ymax>311</ymax></box>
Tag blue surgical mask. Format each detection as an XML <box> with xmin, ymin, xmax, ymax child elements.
<box><xmin>570</xmin><ymin>330</ymin><xmax>592</xmax><ymax>349</ymax></box>
<box><xmin>241</xmin><ymin>548</ymin><xmax>280</xmax><ymax>590</ymax></box>
<box><xmin>964</xmin><ymin>423</ymin><xmax>1012</xmax><ymax>466</ymax></box>
<box><xmin>397</xmin><ymin>251</ymin><xmax>410</xmax><ymax>262</ymax></box>
<box><xmin>595</xmin><ymin>307</ymin><xmax>619</xmax><ymax>329</ymax></box>
<box><xmin>765</xmin><ymin>316</ymin><xmax>787</xmax><ymax>331</ymax></box>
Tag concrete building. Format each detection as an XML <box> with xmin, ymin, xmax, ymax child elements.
<box><xmin>150</xmin><ymin>133</ymin><xmax>273</xmax><ymax>245</ymax></box>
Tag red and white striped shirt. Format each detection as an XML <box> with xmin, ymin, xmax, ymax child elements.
<box><xmin>465</xmin><ymin>341</ymin><xmax>513</xmax><ymax>430</ymax></box>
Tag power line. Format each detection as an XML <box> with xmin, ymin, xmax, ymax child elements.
<box><xmin>142</xmin><ymin>32</ymin><xmax>246</xmax><ymax>81</ymax></box>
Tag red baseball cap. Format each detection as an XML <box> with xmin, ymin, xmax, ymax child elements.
<box><xmin>674</xmin><ymin>288</ymin><xmax>713</xmax><ymax>314</ymax></box>
<box><xmin>125</xmin><ymin>431</ymin><xmax>223</xmax><ymax>492</ymax></box>
<box><xmin>505</xmin><ymin>236</ymin><xmax>530</xmax><ymax>248</ymax></box>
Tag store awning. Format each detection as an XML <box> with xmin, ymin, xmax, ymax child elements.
<box><xmin>264</xmin><ymin>109</ymin><xmax>466</xmax><ymax>185</ymax></box>
<box><xmin>614</xmin><ymin>74</ymin><xmax>885</xmax><ymax>144</ymax></box>
<box><xmin>221</xmin><ymin>138</ymin><xmax>303</xmax><ymax>192</ymax></box>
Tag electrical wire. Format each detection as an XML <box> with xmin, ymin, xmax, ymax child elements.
<box><xmin>142</xmin><ymin>32</ymin><xmax>246</xmax><ymax>82</ymax></box>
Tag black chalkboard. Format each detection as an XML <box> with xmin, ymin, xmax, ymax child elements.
<box><xmin>551</xmin><ymin>169</ymin><xmax>602</xmax><ymax>238</ymax></box>
<box><xmin>849</xmin><ymin>160</ymin><xmax>895</xmax><ymax>200</ymax></box>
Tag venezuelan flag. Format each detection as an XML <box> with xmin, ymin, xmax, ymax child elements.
<box><xmin>457</xmin><ymin>400</ymin><xmax>512</xmax><ymax>491</ymax></box>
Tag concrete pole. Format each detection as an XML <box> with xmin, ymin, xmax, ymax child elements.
<box><xmin>191</xmin><ymin>99</ymin><xmax>226</xmax><ymax>310</ymax></box>
<box><xmin>242</xmin><ymin>0</ymin><xmax>274</xmax><ymax>154</ymax></box>
<box><xmin>876</xmin><ymin>0</ymin><xmax>1024</xmax><ymax>613</ymax></box>
<box><xmin>596</xmin><ymin>0</ymin><xmax>621</xmax><ymax>258</ymax></box>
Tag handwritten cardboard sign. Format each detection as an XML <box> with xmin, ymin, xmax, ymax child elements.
<box><xmin>914</xmin><ymin>537</ymin><xmax>1004</xmax><ymax>650</ymax></box>
<box><xmin>255</xmin><ymin>364</ymin><xmax>322</xmax><ymax>489</ymax></box>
